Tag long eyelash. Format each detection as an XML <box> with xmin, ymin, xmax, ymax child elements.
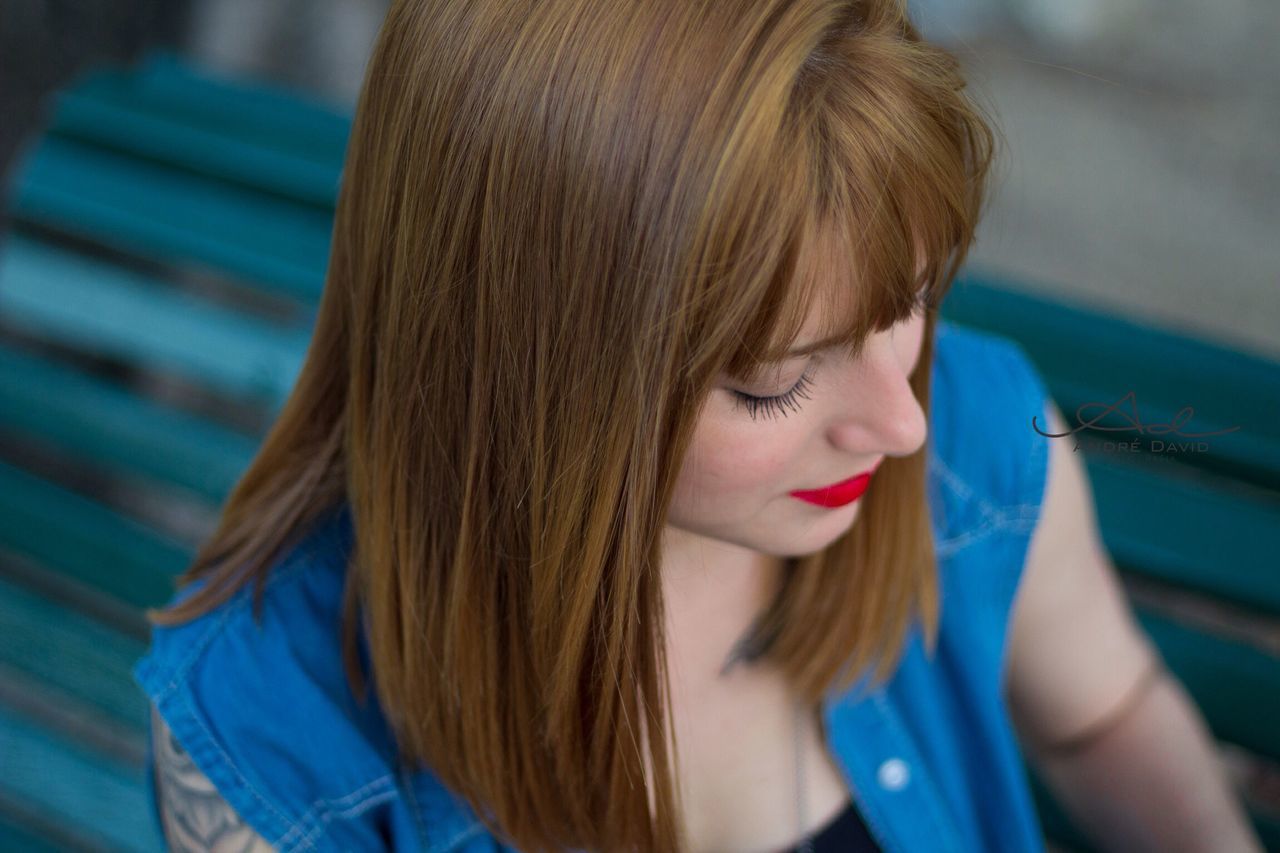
<box><xmin>730</xmin><ymin>370</ymin><xmax>815</xmax><ymax>422</ymax></box>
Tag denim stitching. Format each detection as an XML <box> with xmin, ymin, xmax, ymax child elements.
<box><xmin>991</xmin><ymin>504</ymin><xmax>1041</xmax><ymax>534</ymax></box>
<box><xmin>151</xmin><ymin>534</ymin><xmax>333</xmax><ymax>698</ymax></box>
<box><xmin>151</xmin><ymin>592</ymin><xmax>239</xmax><ymax>700</ymax></box>
<box><xmin>285</xmin><ymin>775</ymin><xmax>398</xmax><ymax>850</ymax></box>
<box><xmin>176</xmin><ymin>682</ymin><xmax>297</xmax><ymax>839</ymax></box>
<box><xmin>397</xmin><ymin>761</ymin><xmax>437</xmax><ymax>850</ymax></box>
<box><xmin>926</xmin><ymin>330</ymin><xmax>1052</xmax><ymax>556</ymax></box>
<box><xmin>281</xmin><ymin>775</ymin><xmax>394</xmax><ymax>846</ymax></box>
<box><xmin>147</xmin><ymin>516</ymin><xmax>354</xmax><ymax>846</ymax></box>
<box><xmin>927</xmin><ymin>446</ymin><xmax>1001</xmax><ymax>556</ymax></box>
<box><xmin>438</xmin><ymin>818</ymin><xmax>487</xmax><ymax>852</ymax></box>
<box><xmin>990</xmin><ymin>335</ymin><xmax>1052</xmax><ymax>527</ymax></box>
<box><xmin>935</xmin><ymin>516</ymin><xmax>1002</xmax><ymax>559</ymax></box>
<box><xmin>927</xmin><ymin>447</ymin><xmax>978</xmax><ymax>506</ymax></box>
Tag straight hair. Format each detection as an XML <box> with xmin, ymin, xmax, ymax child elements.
<box><xmin>147</xmin><ymin>0</ymin><xmax>997</xmax><ymax>849</ymax></box>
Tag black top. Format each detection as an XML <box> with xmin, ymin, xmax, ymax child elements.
<box><xmin>787</xmin><ymin>796</ymin><xmax>882</xmax><ymax>852</ymax></box>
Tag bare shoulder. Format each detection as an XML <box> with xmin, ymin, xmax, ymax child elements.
<box><xmin>1005</xmin><ymin>401</ymin><xmax>1159</xmax><ymax>755</ymax></box>
<box><xmin>151</xmin><ymin>702</ymin><xmax>277</xmax><ymax>852</ymax></box>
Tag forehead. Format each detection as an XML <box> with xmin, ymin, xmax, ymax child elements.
<box><xmin>784</xmin><ymin>222</ymin><xmax>925</xmax><ymax>352</ymax></box>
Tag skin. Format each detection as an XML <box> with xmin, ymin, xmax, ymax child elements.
<box><xmin>657</xmin><ymin>293</ymin><xmax>929</xmax><ymax>851</ymax></box>
<box><xmin>660</xmin><ymin>295</ymin><xmax>929</xmax><ymax>688</ymax></box>
<box><xmin>657</xmin><ymin>275</ymin><xmax>1262</xmax><ymax>849</ymax></box>
<box><xmin>150</xmin><ymin>704</ymin><xmax>275</xmax><ymax>851</ymax></box>
<box><xmin>1009</xmin><ymin>405</ymin><xmax>1264</xmax><ymax>851</ymax></box>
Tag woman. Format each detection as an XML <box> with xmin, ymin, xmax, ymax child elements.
<box><xmin>133</xmin><ymin>0</ymin><xmax>1261</xmax><ymax>850</ymax></box>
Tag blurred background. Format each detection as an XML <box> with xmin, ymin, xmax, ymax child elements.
<box><xmin>1</xmin><ymin>1</ymin><xmax>1277</xmax><ymax>851</ymax></box>
<box><xmin>6</xmin><ymin>0</ymin><xmax>1278</xmax><ymax>357</ymax></box>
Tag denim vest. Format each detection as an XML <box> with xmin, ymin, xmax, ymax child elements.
<box><xmin>132</xmin><ymin>317</ymin><xmax>1051</xmax><ymax>852</ymax></box>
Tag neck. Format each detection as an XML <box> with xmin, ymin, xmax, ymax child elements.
<box><xmin>659</xmin><ymin>527</ymin><xmax>786</xmax><ymax>687</ymax></box>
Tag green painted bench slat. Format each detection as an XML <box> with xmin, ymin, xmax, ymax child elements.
<box><xmin>65</xmin><ymin>51</ymin><xmax>353</xmax><ymax>167</ymax></box>
<box><xmin>939</xmin><ymin>270</ymin><xmax>1280</xmax><ymax>848</ymax></box>
<box><xmin>9</xmin><ymin>137</ymin><xmax>332</xmax><ymax>302</ymax></box>
<box><xmin>0</xmin><ymin>814</ymin><xmax>66</xmax><ymax>853</ymax></box>
<box><xmin>1026</xmin><ymin>768</ymin><xmax>1103</xmax><ymax>853</ymax></box>
<box><xmin>1136</xmin><ymin>607</ymin><xmax>1280</xmax><ymax>763</ymax></box>
<box><xmin>0</xmin><ymin>575</ymin><xmax>148</xmax><ymax>737</ymax></box>
<box><xmin>1086</xmin><ymin>455</ymin><xmax>1280</xmax><ymax>616</ymax></box>
<box><xmin>940</xmin><ymin>276</ymin><xmax>1280</xmax><ymax>493</ymax></box>
<box><xmin>1025</xmin><ymin>601</ymin><xmax>1280</xmax><ymax>851</ymax></box>
<box><xmin>0</xmin><ymin>343</ymin><xmax>258</xmax><ymax>502</ymax></box>
<box><xmin>0</xmin><ymin>235</ymin><xmax>311</xmax><ymax>405</ymax></box>
<box><xmin>48</xmin><ymin>83</ymin><xmax>343</xmax><ymax>208</ymax></box>
<box><xmin>1027</xmin><ymin>763</ymin><xmax>1280</xmax><ymax>853</ymax></box>
<box><xmin>0</xmin><ymin>461</ymin><xmax>190</xmax><ymax>610</ymax></box>
<box><xmin>0</xmin><ymin>702</ymin><xmax>161</xmax><ymax>852</ymax></box>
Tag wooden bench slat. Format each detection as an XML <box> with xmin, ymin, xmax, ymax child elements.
<box><xmin>0</xmin><ymin>812</ymin><xmax>66</xmax><ymax>853</ymax></box>
<box><xmin>0</xmin><ymin>235</ymin><xmax>310</xmax><ymax>405</ymax></box>
<box><xmin>1087</xmin><ymin>454</ymin><xmax>1280</xmax><ymax>615</ymax></box>
<box><xmin>0</xmin><ymin>575</ymin><xmax>149</xmax><ymax>736</ymax></box>
<box><xmin>10</xmin><ymin>137</ymin><xmax>332</xmax><ymax>302</ymax></box>
<box><xmin>0</xmin><ymin>461</ymin><xmax>189</xmax><ymax>610</ymax></box>
<box><xmin>940</xmin><ymin>276</ymin><xmax>1280</xmax><ymax>493</ymax></box>
<box><xmin>1028</xmin><ymin>761</ymin><xmax>1280</xmax><ymax>853</ymax></box>
<box><xmin>48</xmin><ymin>83</ymin><xmax>343</xmax><ymax>208</ymax></box>
<box><xmin>65</xmin><ymin>51</ymin><xmax>353</xmax><ymax>165</ymax></box>
<box><xmin>1030</xmin><ymin>604</ymin><xmax>1280</xmax><ymax>850</ymax></box>
<box><xmin>0</xmin><ymin>343</ymin><xmax>258</xmax><ymax>502</ymax></box>
<box><xmin>1136</xmin><ymin>606</ymin><xmax>1280</xmax><ymax>762</ymax></box>
<box><xmin>0</xmin><ymin>702</ymin><xmax>160</xmax><ymax>852</ymax></box>
<box><xmin>1026</xmin><ymin>768</ymin><xmax>1106</xmax><ymax>853</ymax></box>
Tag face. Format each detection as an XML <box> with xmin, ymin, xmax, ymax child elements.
<box><xmin>663</xmin><ymin>295</ymin><xmax>929</xmax><ymax>568</ymax></box>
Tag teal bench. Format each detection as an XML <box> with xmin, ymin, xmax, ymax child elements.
<box><xmin>942</xmin><ymin>281</ymin><xmax>1280</xmax><ymax>850</ymax></box>
<box><xmin>1</xmin><ymin>50</ymin><xmax>1277</xmax><ymax>850</ymax></box>
<box><xmin>0</xmin><ymin>50</ymin><xmax>347</xmax><ymax>851</ymax></box>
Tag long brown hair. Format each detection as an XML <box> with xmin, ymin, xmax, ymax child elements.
<box><xmin>146</xmin><ymin>0</ymin><xmax>997</xmax><ymax>849</ymax></box>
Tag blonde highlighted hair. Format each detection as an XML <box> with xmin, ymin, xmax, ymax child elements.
<box><xmin>147</xmin><ymin>0</ymin><xmax>998</xmax><ymax>849</ymax></box>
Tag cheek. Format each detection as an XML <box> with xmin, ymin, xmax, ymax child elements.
<box><xmin>670</xmin><ymin>409</ymin><xmax>801</xmax><ymax>508</ymax></box>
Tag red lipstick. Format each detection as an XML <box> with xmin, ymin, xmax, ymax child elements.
<box><xmin>789</xmin><ymin>462</ymin><xmax>881</xmax><ymax>508</ymax></box>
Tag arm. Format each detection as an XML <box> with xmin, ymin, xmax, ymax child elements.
<box><xmin>1004</xmin><ymin>402</ymin><xmax>1263</xmax><ymax>853</ymax></box>
<box><xmin>151</xmin><ymin>703</ymin><xmax>277</xmax><ymax>852</ymax></box>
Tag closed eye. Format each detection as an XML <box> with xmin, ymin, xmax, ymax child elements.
<box><xmin>730</xmin><ymin>369</ymin><xmax>815</xmax><ymax>422</ymax></box>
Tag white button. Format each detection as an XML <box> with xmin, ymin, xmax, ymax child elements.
<box><xmin>877</xmin><ymin>757</ymin><xmax>910</xmax><ymax>791</ymax></box>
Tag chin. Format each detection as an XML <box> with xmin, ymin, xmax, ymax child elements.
<box><xmin>790</xmin><ymin>501</ymin><xmax>863</xmax><ymax>552</ymax></box>
<box><xmin>755</xmin><ymin>503</ymin><xmax>861</xmax><ymax>559</ymax></box>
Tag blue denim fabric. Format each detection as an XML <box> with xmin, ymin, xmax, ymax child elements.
<box><xmin>133</xmin><ymin>317</ymin><xmax>1051</xmax><ymax>851</ymax></box>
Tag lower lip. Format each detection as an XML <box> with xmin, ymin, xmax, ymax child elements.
<box><xmin>789</xmin><ymin>470</ymin><xmax>876</xmax><ymax>508</ymax></box>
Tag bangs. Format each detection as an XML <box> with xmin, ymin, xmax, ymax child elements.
<box><xmin>721</xmin><ymin>219</ymin><xmax>930</xmax><ymax>386</ymax></box>
<box><xmin>721</xmin><ymin>26</ymin><xmax>993</xmax><ymax>384</ymax></box>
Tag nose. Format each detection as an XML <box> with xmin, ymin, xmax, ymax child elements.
<box><xmin>824</xmin><ymin>333</ymin><xmax>928</xmax><ymax>458</ymax></box>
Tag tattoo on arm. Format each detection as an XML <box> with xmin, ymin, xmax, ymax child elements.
<box><xmin>151</xmin><ymin>704</ymin><xmax>277</xmax><ymax>852</ymax></box>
